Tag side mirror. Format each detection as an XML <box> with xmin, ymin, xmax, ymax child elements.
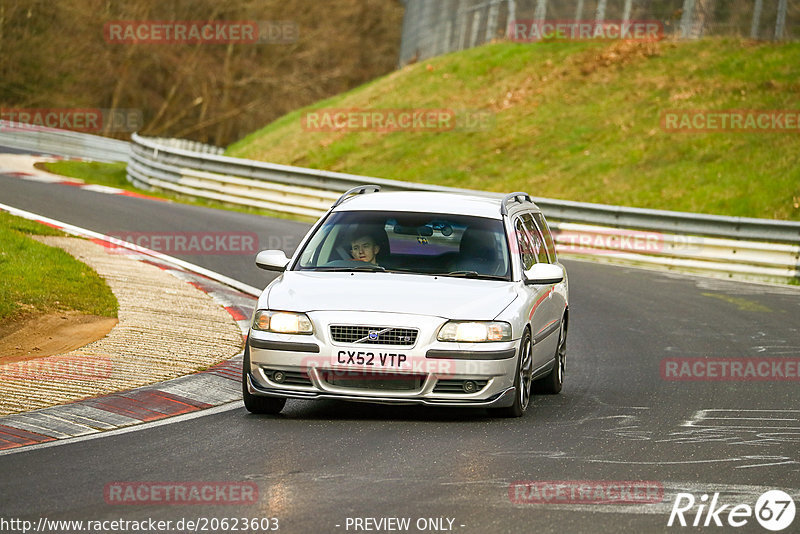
<box><xmin>523</xmin><ymin>263</ymin><xmax>564</xmax><ymax>285</ymax></box>
<box><xmin>255</xmin><ymin>250</ymin><xmax>290</xmax><ymax>272</ymax></box>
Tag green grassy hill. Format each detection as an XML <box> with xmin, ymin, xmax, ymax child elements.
<box><xmin>228</xmin><ymin>39</ymin><xmax>800</xmax><ymax>221</ymax></box>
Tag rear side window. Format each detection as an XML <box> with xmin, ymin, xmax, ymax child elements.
<box><xmin>531</xmin><ymin>213</ymin><xmax>557</xmax><ymax>263</ymax></box>
<box><xmin>514</xmin><ymin>219</ymin><xmax>536</xmax><ymax>271</ymax></box>
<box><xmin>522</xmin><ymin>214</ymin><xmax>549</xmax><ymax>264</ymax></box>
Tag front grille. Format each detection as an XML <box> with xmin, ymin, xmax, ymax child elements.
<box><xmin>322</xmin><ymin>371</ymin><xmax>424</xmax><ymax>391</ymax></box>
<box><xmin>330</xmin><ymin>325</ymin><xmax>418</xmax><ymax>346</ymax></box>
<box><xmin>433</xmin><ymin>379</ymin><xmax>489</xmax><ymax>393</ymax></box>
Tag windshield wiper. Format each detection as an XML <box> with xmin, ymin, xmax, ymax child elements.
<box><xmin>314</xmin><ymin>265</ymin><xmax>386</xmax><ymax>272</ymax></box>
<box><xmin>435</xmin><ymin>271</ymin><xmax>507</xmax><ymax>280</ymax></box>
<box><xmin>442</xmin><ymin>270</ymin><xmax>479</xmax><ymax>278</ymax></box>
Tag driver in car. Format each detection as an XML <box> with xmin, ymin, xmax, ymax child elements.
<box><xmin>350</xmin><ymin>233</ymin><xmax>381</xmax><ymax>265</ymax></box>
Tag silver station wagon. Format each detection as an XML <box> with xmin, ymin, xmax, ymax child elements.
<box><xmin>243</xmin><ymin>186</ymin><xmax>569</xmax><ymax>417</ymax></box>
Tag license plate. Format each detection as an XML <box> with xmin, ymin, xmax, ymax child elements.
<box><xmin>332</xmin><ymin>349</ymin><xmax>409</xmax><ymax>369</ymax></box>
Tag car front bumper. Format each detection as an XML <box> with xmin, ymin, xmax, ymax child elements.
<box><xmin>246</xmin><ymin>373</ymin><xmax>517</xmax><ymax>408</ymax></box>
<box><xmin>246</xmin><ymin>310</ymin><xmax>520</xmax><ymax>409</ymax></box>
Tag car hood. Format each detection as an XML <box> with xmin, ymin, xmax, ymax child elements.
<box><xmin>264</xmin><ymin>271</ymin><xmax>517</xmax><ymax>319</ymax></box>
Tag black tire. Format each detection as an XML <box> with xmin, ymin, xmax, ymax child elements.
<box><xmin>242</xmin><ymin>342</ymin><xmax>286</xmax><ymax>415</ymax></box>
<box><xmin>492</xmin><ymin>329</ymin><xmax>533</xmax><ymax>418</ymax></box>
<box><xmin>536</xmin><ymin>316</ymin><xmax>567</xmax><ymax>394</ymax></box>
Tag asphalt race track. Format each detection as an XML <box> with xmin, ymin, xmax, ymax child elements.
<box><xmin>1</xmin><ymin>157</ymin><xmax>798</xmax><ymax>533</ymax></box>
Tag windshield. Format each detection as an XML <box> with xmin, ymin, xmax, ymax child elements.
<box><xmin>295</xmin><ymin>211</ymin><xmax>511</xmax><ymax>280</ymax></box>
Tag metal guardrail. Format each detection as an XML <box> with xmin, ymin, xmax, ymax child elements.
<box><xmin>140</xmin><ymin>136</ymin><xmax>224</xmax><ymax>155</ymax></box>
<box><xmin>129</xmin><ymin>133</ymin><xmax>800</xmax><ymax>242</ymax></box>
<box><xmin>128</xmin><ymin>133</ymin><xmax>800</xmax><ymax>284</ymax></box>
<box><xmin>0</xmin><ymin>127</ymin><xmax>796</xmax><ymax>283</ymax></box>
<box><xmin>549</xmin><ymin>222</ymin><xmax>800</xmax><ymax>282</ymax></box>
<box><xmin>535</xmin><ymin>198</ymin><xmax>800</xmax><ymax>245</ymax></box>
<box><xmin>0</xmin><ymin>121</ymin><xmax>131</xmax><ymax>163</ymax></box>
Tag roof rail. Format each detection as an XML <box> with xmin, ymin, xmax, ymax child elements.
<box><xmin>500</xmin><ymin>191</ymin><xmax>532</xmax><ymax>215</ymax></box>
<box><xmin>332</xmin><ymin>185</ymin><xmax>381</xmax><ymax>208</ymax></box>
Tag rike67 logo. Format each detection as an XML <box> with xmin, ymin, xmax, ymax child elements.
<box><xmin>668</xmin><ymin>490</ymin><xmax>795</xmax><ymax>531</ymax></box>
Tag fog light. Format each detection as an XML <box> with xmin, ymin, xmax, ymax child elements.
<box><xmin>463</xmin><ymin>380</ymin><xmax>478</xmax><ymax>393</ymax></box>
<box><xmin>273</xmin><ymin>371</ymin><xmax>286</xmax><ymax>383</ymax></box>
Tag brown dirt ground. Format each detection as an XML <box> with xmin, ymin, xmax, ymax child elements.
<box><xmin>0</xmin><ymin>312</ymin><xmax>117</xmax><ymax>365</ymax></box>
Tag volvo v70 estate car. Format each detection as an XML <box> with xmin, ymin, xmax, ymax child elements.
<box><xmin>243</xmin><ymin>186</ymin><xmax>569</xmax><ymax>417</ymax></box>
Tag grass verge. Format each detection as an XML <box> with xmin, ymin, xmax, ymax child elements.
<box><xmin>227</xmin><ymin>38</ymin><xmax>800</xmax><ymax>221</ymax></box>
<box><xmin>0</xmin><ymin>211</ymin><xmax>118</xmax><ymax>325</ymax></box>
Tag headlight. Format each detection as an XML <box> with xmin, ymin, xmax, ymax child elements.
<box><xmin>252</xmin><ymin>310</ymin><xmax>313</xmax><ymax>334</ymax></box>
<box><xmin>437</xmin><ymin>321</ymin><xmax>512</xmax><ymax>342</ymax></box>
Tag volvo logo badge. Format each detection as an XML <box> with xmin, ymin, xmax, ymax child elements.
<box><xmin>368</xmin><ymin>330</ymin><xmax>380</xmax><ymax>340</ymax></box>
